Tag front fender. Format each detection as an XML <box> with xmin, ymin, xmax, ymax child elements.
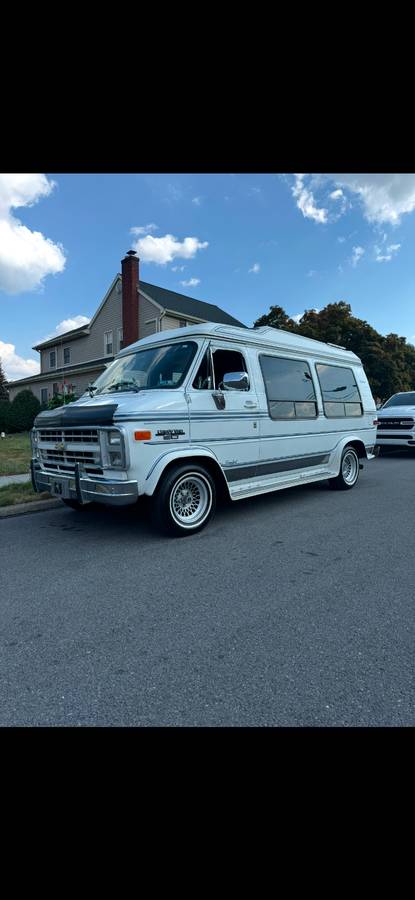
<box><xmin>143</xmin><ymin>446</ymin><xmax>225</xmax><ymax>497</ymax></box>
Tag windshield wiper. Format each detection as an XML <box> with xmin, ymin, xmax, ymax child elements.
<box><xmin>105</xmin><ymin>380</ymin><xmax>140</xmax><ymax>393</ymax></box>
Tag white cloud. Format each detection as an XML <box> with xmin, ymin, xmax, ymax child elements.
<box><xmin>307</xmin><ymin>269</ymin><xmax>317</xmax><ymax>277</ymax></box>
<box><xmin>180</xmin><ymin>278</ymin><xmax>200</xmax><ymax>288</ymax></box>
<box><xmin>330</xmin><ymin>174</ymin><xmax>415</xmax><ymax>225</ymax></box>
<box><xmin>131</xmin><ymin>233</ymin><xmax>208</xmax><ymax>265</ymax></box>
<box><xmin>292</xmin><ymin>307</ymin><xmax>320</xmax><ymax>324</ymax></box>
<box><xmin>164</xmin><ymin>184</ymin><xmax>182</xmax><ymax>203</ymax></box>
<box><xmin>38</xmin><ymin>315</ymin><xmax>91</xmax><ymax>344</ymax></box>
<box><xmin>292</xmin><ymin>174</ymin><xmax>328</xmax><ymax>224</ymax></box>
<box><xmin>52</xmin><ymin>315</ymin><xmax>90</xmax><ymax>336</ymax></box>
<box><xmin>192</xmin><ymin>197</ymin><xmax>202</xmax><ymax>206</ymax></box>
<box><xmin>248</xmin><ymin>263</ymin><xmax>260</xmax><ymax>274</ymax></box>
<box><xmin>171</xmin><ymin>265</ymin><xmax>185</xmax><ymax>272</ymax></box>
<box><xmin>0</xmin><ymin>174</ymin><xmax>66</xmax><ymax>294</ymax></box>
<box><xmin>351</xmin><ymin>245</ymin><xmax>365</xmax><ymax>267</ymax></box>
<box><xmin>130</xmin><ymin>224</ymin><xmax>158</xmax><ymax>236</ymax></box>
<box><xmin>374</xmin><ymin>242</ymin><xmax>401</xmax><ymax>263</ymax></box>
<box><xmin>0</xmin><ymin>339</ymin><xmax>40</xmax><ymax>381</ymax></box>
<box><xmin>289</xmin><ymin>173</ymin><xmax>415</xmax><ymax>228</ymax></box>
<box><xmin>337</xmin><ymin>236</ymin><xmax>346</xmax><ymax>243</ymax></box>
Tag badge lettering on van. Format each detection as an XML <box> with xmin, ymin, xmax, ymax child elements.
<box><xmin>156</xmin><ymin>429</ymin><xmax>185</xmax><ymax>440</ymax></box>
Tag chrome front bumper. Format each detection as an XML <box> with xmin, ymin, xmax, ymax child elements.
<box><xmin>31</xmin><ymin>459</ymin><xmax>138</xmax><ymax>507</ymax></box>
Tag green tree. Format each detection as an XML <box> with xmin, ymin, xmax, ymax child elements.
<box><xmin>0</xmin><ymin>358</ymin><xmax>8</xmax><ymax>401</ymax></box>
<box><xmin>7</xmin><ymin>389</ymin><xmax>41</xmax><ymax>433</ymax></box>
<box><xmin>254</xmin><ymin>305</ymin><xmax>297</xmax><ymax>331</ymax></box>
<box><xmin>0</xmin><ymin>399</ymin><xmax>10</xmax><ymax>431</ymax></box>
<box><xmin>252</xmin><ymin>299</ymin><xmax>415</xmax><ymax>401</ymax></box>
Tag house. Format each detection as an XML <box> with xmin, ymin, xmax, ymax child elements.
<box><xmin>7</xmin><ymin>250</ymin><xmax>245</xmax><ymax>403</ymax></box>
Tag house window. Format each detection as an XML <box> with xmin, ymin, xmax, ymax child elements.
<box><xmin>316</xmin><ymin>364</ymin><xmax>362</xmax><ymax>417</ymax></box>
<box><xmin>179</xmin><ymin>320</ymin><xmax>186</xmax><ymax>328</ymax></box>
<box><xmin>104</xmin><ymin>331</ymin><xmax>113</xmax><ymax>356</ymax></box>
<box><xmin>63</xmin><ymin>347</ymin><xmax>71</xmax><ymax>365</ymax></box>
<box><xmin>49</xmin><ymin>350</ymin><xmax>56</xmax><ymax>368</ymax></box>
<box><xmin>41</xmin><ymin>388</ymin><xmax>48</xmax><ymax>405</ymax></box>
<box><xmin>118</xmin><ymin>328</ymin><xmax>124</xmax><ymax>351</ymax></box>
<box><xmin>259</xmin><ymin>355</ymin><xmax>318</xmax><ymax>418</ymax></box>
<box><xmin>52</xmin><ymin>383</ymin><xmax>59</xmax><ymax>396</ymax></box>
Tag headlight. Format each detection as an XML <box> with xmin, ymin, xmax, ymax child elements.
<box><xmin>108</xmin><ymin>451</ymin><xmax>122</xmax><ymax>466</ymax></box>
<box><xmin>32</xmin><ymin>430</ymin><xmax>38</xmax><ymax>443</ymax></box>
<box><xmin>108</xmin><ymin>430</ymin><xmax>121</xmax><ymax>445</ymax></box>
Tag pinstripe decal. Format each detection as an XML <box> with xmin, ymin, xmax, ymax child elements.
<box><xmin>224</xmin><ymin>453</ymin><xmax>330</xmax><ymax>482</ymax></box>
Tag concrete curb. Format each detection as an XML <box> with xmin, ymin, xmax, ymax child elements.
<box><xmin>0</xmin><ymin>498</ymin><xmax>62</xmax><ymax>519</ymax></box>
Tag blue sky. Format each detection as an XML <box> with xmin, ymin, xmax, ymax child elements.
<box><xmin>1</xmin><ymin>172</ymin><xmax>415</xmax><ymax>381</ymax></box>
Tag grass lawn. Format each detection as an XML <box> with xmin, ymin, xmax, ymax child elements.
<box><xmin>0</xmin><ymin>481</ymin><xmax>52</xmax><ymax>508</ymax></box>
<box><xmin>0</xmin><ymin>432</ymin><xmax>32</xmax><ymax>475</ymax></box>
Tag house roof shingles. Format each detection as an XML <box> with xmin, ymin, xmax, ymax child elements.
<box><xmin>141</xmin><ymin>281</ymin><xmax>245</xmax><ymax>328</ymax></box>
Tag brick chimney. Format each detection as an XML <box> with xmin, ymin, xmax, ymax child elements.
<box><xmin>121</xmin><ymin>250</ymin><xmax>139</xmax><ymax>347</ymax></box>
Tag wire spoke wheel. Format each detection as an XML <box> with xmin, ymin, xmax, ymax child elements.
<box><xmin>170</xmin><ymin>473</ymin><xmax>212</xmax><ymax>527</ymax></box>
<box><xmin>341</xmin><ymin>449</ymin><xmax>359</xmax><ymax>485</ymax></box>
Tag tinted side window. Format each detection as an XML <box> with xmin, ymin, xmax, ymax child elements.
<box><xmin>316</xmin><ymin>364</ymin><xmax>362</xmax><ymax>417</ymax></box>
<box><xmin>259</xmin><ymin>355</ymin><xmax>317</xmax><ymax>419</ymax></box>
<box><xmin>193</xmin><ymin>349</ymin><xmax>213</xmax><ymax>390</ymax></box>
<box><xmin>213</xmin><ymin>350</ymin><xmax>247</xmax><ymax>389</ymax></box>
<box><xmin>193</xmin><ymin>348</ymin><xmax>247</xmax><ymax>390</ymax></box>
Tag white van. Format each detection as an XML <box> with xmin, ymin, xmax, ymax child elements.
<box><xmin>31</xmin><ymin>324</ymin><xmax>378</xmax><ymax>536</ymax></box>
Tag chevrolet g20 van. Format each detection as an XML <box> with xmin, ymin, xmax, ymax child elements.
<box><xmin>31</xmin><ymin>324</ymin><xmax>378</xmax><ymax>536</ymax></box>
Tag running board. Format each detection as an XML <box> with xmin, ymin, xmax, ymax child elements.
<box><xmin>229</xmin><ymin>469</ymin><xmax>333</xmax><ymax>500</ymax></box>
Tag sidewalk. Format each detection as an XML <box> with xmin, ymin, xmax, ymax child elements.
<box><xmin>0</xmin><ymin>473</ymin><xmax>31</xmax><ymax>488</ymax></box>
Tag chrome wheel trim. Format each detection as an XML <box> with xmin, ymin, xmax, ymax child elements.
<box><xmin>342</xmin><ymin>449</ymin><xmax>358</xmax><ymax>485</ymax></box>
<box><xmin>169</xmin><ymin>473</ymin><xmax>212</xmax><ymax>528</ymax></box>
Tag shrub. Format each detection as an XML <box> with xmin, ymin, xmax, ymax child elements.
<box><xmin>7</xmin><ymin>390</ymin><xmax>41</xmax><ymax>433</ymax></box>
<box><xmin>0</xmin><ymin>399</ymin><xmax>10</xmax><ymax>431</ymax></box>
<box><xmin>47</xmin><ymin>392</ymin><xmax>77</xmax><ymax>410</ymax></box>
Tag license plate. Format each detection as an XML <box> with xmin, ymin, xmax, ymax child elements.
<box><xmin>52</xmin><ymin>479</ymin><xmax>69</xmax><ymax>498</ymax></box>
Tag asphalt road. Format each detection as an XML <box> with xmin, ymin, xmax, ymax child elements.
<box><xmin>1</xmin><ymin>450</ymin><xmax>415</xmax><ymax>726</ymax></box>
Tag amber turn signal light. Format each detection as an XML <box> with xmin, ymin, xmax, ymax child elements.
<box><xmin>134</xmin><ymin>431</ymin><xmax>152</xmax><ymax>441</ymax></box>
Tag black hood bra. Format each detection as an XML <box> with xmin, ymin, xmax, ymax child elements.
<box><xmin>34</xmin><ymin>403</ymin><xmax>118</xmax><ymax>428</ymax></box>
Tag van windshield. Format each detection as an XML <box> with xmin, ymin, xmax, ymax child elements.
<box><xmin>93</xmin><ymin>341</ymin><xmax>198</xmax><ymax>394</ymax></box>
<box><xmin>382</xmin><ymin>392</ymin><xmax>415</xmax><ymax>408</ymax></box>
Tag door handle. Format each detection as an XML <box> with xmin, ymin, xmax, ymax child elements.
<box><xmin>244</xmin><ymin>400</ymin><xmax>257</xmax><ymax>408</ymax></box>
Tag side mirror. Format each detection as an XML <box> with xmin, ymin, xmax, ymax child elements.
<box><xmin>222</xmin><ymin>371</ymin><xmax>250</xmax><ymax>391</ymax></box>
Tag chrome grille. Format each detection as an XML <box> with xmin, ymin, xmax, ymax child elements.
<box><xmin>37</xmin><ymin>427</ymin><xmax>102</xmax><ymax>473</ymax></box>
<box><xmin>37</xmin><ymin>428</ymin><xmax>99</xmax><ymax>443</ymax></box>
<box><xmin>377</xmin><ymin>418</ymin><xmax>414</xmax><ymax>430</ymax></box>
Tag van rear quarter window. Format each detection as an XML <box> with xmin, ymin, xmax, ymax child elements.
<box><xmin>316</xmin><ymin>364</ymin><xmax>362</xmax><ymax>417</ymax></box>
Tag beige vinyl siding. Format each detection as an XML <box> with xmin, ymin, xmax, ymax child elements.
<box><xmin>39</xmin><ymin>281</ymin><xmax>122</xmax><ymax>373</ymax></box>
<box><xmin>161</xmin><ymin>315</ymin><xmax>188</xmax><ymax>331</ymax></box>
<box><xmin>138</xmin><ymin>292</ymin><xmax>160</xmax><ymax>339</ymax></box>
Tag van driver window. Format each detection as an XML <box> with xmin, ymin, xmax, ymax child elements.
<box><xmin>193</xmin><ymin>350</ymin><xmax>213</xmax><ymax>390</ymax></box>
<box><xmin>193</xmin><ymin>349</ymin><xmax>247</xmax><ymax>390</ymax></box>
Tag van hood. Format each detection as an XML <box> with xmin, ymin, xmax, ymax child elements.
<box><xmin>34</xmin><ymin>389</ymin><xmax>188</xmax><ymax>428</ymax></box>
<box><xmin>378</xmin><ymin>405</ymin><xmax>415</xmax><ymax>418</ymax></box>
